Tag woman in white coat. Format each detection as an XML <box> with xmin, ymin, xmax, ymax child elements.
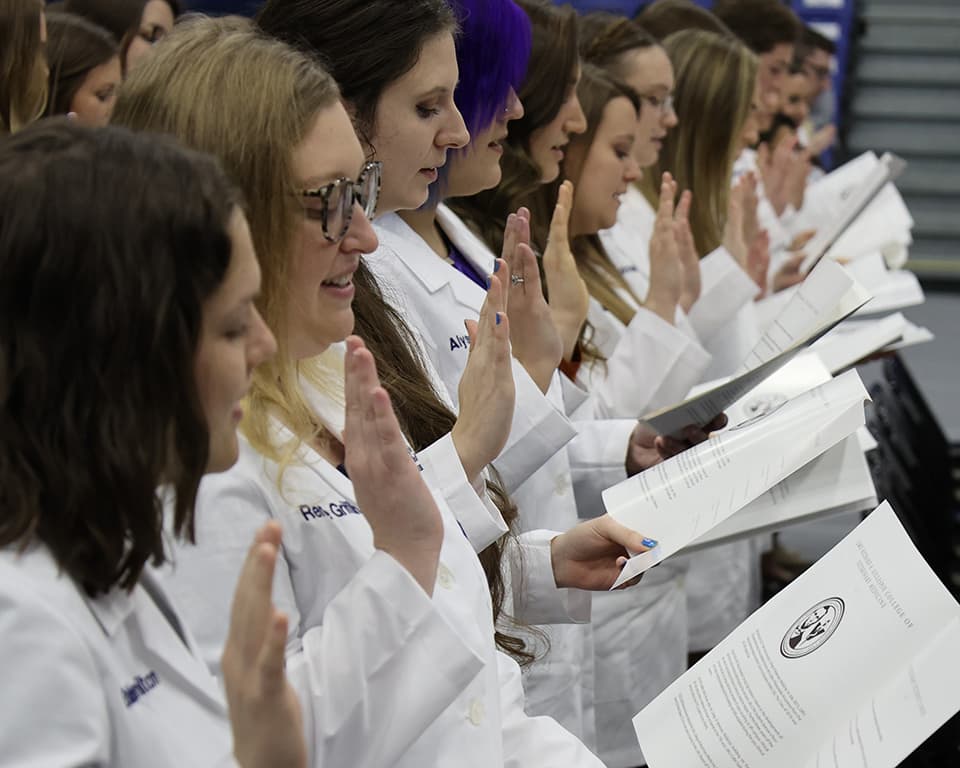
<box><xmin>0</xmin><ymin>120</ymin><xmax>304</xmax><ymax>767</ymax></box>
<box><xmin>117</xmin><ymin>15</ymin><xmax>648</xmax><ymax>767</ymax></box>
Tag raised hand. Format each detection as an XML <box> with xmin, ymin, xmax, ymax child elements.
<box><xmin>807</xmin><ymin>123</ymin><xmax>836</xmax><ymax>157</ymax></box>
<box><xmin>450</xmin><ymin>272</ymin><xmax>516</xmax><ymax>482</ymax></box>
<box><xmin>673</xmin><ymin>189</ymin><xmax>701</xmax><ymax>312</ymax></box>
<box><xmin>739</xmin><ymin>171</ymin><xmax>761</xmax><ymax>249</ymax></box>
<box><xmin>746</xmin><ymin>229</ymin><xmax>771</xmax><ymax>296</ymax></box>
<box><xmin>502</xmin><ymin>208</ymin><xmax>563</xmax><ymax>392</ymax></box>
<box><xmin>541</xmin><ymin>181</ymin><xmax>590</xmax><ymax>361</ymax></box>
<box><xmin>771</xmin><ymin>251</ymin><xmax>807</xmax><ymax>293</ymax></box>
<box><xmin>344</xmin><ymin>336</ymin><xmax>444</xmax><ymax>593</ymax></box>
<box><xmin>222</xmin><ymin>522</ymin><xmax>306</xmax><ymax>768</ymax></box>
<box><xmin>645</xmin><ymin>172</ymin><xmax>683</xmax><ymax>324</ymax></box>
<box><xmin>723</xmin><ymin>176</ymin><xmax>749</xmax><ymax>270</ymax></box>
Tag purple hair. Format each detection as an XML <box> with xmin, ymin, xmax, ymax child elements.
<box><xmin>430</xmin><ymin>0</ymin><xmax>532</xmax><ymax>205</ymax></box>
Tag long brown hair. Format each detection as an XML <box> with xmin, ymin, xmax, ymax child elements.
<box><xmin>0</xmin><ymin>0</ymin><xmax>47</xmax><ymax>133</ymax></box>
<box><xmin>113</xmin><ymin>16</ymin><xmax>530</xmax><ymax>662</ymax></box>
<box><xmin>44</xmin><ymin>11</ymin><xmax>118</xmax><ymax>117</ymax></box>
<box><xmin>640</xmin><ymin>29</ymin><xmax>757</xmax><ymax>255</ymax></box>
<box><xmin>546</xmin><ymin>66</ymin><xmax>642</xmax><ymax>354</ymax></box>
<box><xmin>0</xmin><ymin>121</ymin><xmax>238</xmax><ymax>596</ymax></box>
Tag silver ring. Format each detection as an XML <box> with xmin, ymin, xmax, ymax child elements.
<box><xmin>511</xmin><ymin>274</ymin><xmax>525</xmax><ymax>286</ymax></box>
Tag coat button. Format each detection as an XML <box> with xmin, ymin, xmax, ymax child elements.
<box><xmin>437</xmin><ymin>563</ymin><xmax>455</xmax><ymax>590</ymax></box>
<box><xmin>468</xmin><ymin>698</ymin><xmax>485</xmax><ymax>726</ymax></box>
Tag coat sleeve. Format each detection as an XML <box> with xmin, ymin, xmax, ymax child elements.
<box><xmin>503</xmin><ymin>530</ymin><xmax>591</xmax><ymax>626</ymax></box>
<box><xmin>687</xmin><ymin>246</ymin><xmax>760</xmax><ymax>346</ymax></box>
<box><xmin>496</xmin><ymin>650</ymin><xmax>606</xmax><ymax>767</ymax></box>
<box><xmin>0</xmin><ymin>575</ymin><xmax>111</xmax><ymax>767</ymax></box>
<box><xmin>418</xmin><ymin>433</ymin><xmax>508</xmax><ymax>553</ymax></box>
<box><xmin>491</xmin><ymin>359</ymin><xmax>578</xmax><ymax>493</ymax></box>
<box><xmin>565</xmin><ymin>417</ymin><xmax>636</xmax><ymax>521</ymax></box>
<box><xmin>580</xmin><ymin>301</ymin><xmax>711</xmax><ymax>418</ymax></box>
<box><xmin>163</xmin><ymin>472</ymin><xmax>486</xmax><ymax>768</ymax></box>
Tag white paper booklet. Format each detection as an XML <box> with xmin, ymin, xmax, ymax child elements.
<box><xmin>844</xmin><ymin>251</ymin><xmax>925</xmax><ymax>316</ymax></box>
<box><xmin>642</xmin><ymin>259</ymin><xmax>870</xmax><ymax>438</ymax></box>
<box><xmin>656</xmin><ymin>355</ymin><xmax>875</xmax><ymax>552</ymax></box>
<box><xmin>633</xmin><ymin>502</ymin><xmax>960</xmax><ymax>768</ymax></box>
<box><xmin>798</xmin><ymin>152</ymin><xmax>910</xmax><ymax>273</ymax></box>
<box><xmin>812</xmin><ymin>312</ymin><xmax>933</xmax><ymax>373</ymax></box>
<box><xmin>605</xmin><ymin>369</ymin><xmax>870</xmax><ymax>588</ymax></box>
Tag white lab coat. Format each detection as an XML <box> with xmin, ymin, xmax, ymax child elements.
<box><xmin>599</xmin><ymin>183</ymin><xmax>762</xmax><ymax>671</ymax></box>
<box><xmin>161</xmin><ymin>382</ymin><xmax>602</xmax><ymax>768</ymax></box>
<box><xmin>0</xmin><ymin>543</ymin><xmax>236</xmax><ymax>768</ymax></box>
<box><xmin>367</xmin><ymin>210</ymin><xmax>603</xmax><ymax>746</ymax></box>
<box><xmin>599</xmin><ymin>185</ymin><xmax>761</xmax><ymax>381</ymax></box>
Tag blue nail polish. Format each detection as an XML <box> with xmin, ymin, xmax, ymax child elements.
<box><xmin>642</xmin><ymin>538</ymin><xmax>658</xmax><ymax>548</ymax></box>
<box><xmin>496</xmin><ymin>312</ymin><xmax>502</xmax><ymax>325</ymax></box>
<box><xmin>486</xmin><ymin>276</ymin><xmax>492</xmax><ymax>289</ymax></box>
<box><xmin>494</xmin><ymin>260</ymin><xmax>501</xmax><ymax>273</ymax></box>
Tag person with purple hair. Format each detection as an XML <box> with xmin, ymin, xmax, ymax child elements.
<box><xmin>367</xmin><ymin>0</ymin><xmax>706</xmax><ymax>753</ymax></box>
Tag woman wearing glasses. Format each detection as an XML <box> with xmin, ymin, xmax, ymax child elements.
<box><xmin>115</xmin><ymin>14</ymin><xmax>610</xmax><ymax>767</ymax></box>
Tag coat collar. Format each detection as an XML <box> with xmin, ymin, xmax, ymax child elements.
<box><xmin>374</xmin><ymin>212</ymin><xmax>488</xmax><ymax>311</ymax></box>
<box><xmin>435</xmin><ymin>204</ymin><xmax>497</xmax><ymax>277</ymax></box>
<box><xmin>82</xmin><ymin>570</ymin><xmax>226</xmax><ymax>714</ymax></box>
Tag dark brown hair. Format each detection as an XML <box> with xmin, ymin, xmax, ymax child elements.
<box><xmin>0</xmin><ymin>121</ymin><xmax>238</xmax><ymax>597</ymax></box>
<box><xmin>712</xmin><ymin>0</ymin><xmax>800</xmax><ymax>54</ymax></box>
<box><xmin>448</xmin><ymin>0</ymin><xmax>580</xmax><ymax>256</ymax></box>
<box><xmin>44</xmin><ymin>11</ymin><xmax>118</xmax><ymax>117</ymax></box>
<box><xmin>257</xmin><ymin>0</ymin><xmax>457</xmax><ymax>150</ymax></box>
<box><xmin>579</xmin><ymin>11</ymin><xmax>657</xmax><ymax>73</ymax></box>
<box><xmin>636</xmin><ymin>0</ymin><xmax>733</xmax><ymax>41</ymax></box>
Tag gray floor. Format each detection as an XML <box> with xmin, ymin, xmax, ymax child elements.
<box><xmin>900</xmin><ymin>290</ymin><xmax>960</xmax><ymax>444</ymax></box>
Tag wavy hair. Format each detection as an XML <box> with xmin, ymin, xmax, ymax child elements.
<box><xmin>640</xmin><ymin>29</ymin><xmax>757</xmax><ymax>255</ymax></box>
<box><xmin>0</xmin><ymin>121</ymin><xmax>237</xmax><ymax>596</ymax></box>
<box><xmin>0</xmin><ymin>0</ymin><xmax>48</xmax><ymax>133</ymax></box>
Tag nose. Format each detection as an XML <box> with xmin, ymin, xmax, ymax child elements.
<box><xmin>624</xmin><ymin>154</ymin><xmax>642</xmax><ymax>183</ymax></box>
<box><xmin>503</xmin><ymin>88</ymin><xmax>524</xmax><ymax>121</ymax></box>
<box><xmin>662</xmin><ymin>103</ymin><xmax>678</xmax><ymax>129</ymax></box>
<box><xmin>566</xmin><ymin>94</ymin><xmax>588</xmax><ymax>136</ymax></box>
<box><xmin>342</xmin><ymin>203</ymin><xmax>380</xmax><ymax>253</ymax></box>
<box><xmin>440</xmin><ymin>103</ymin><xmax>470</xmax><ymax>150</ymax></box>
<box><xmin>249</xmin><ymin>306</ymin><xmax>277</xmax><ymax>370</ymax></box>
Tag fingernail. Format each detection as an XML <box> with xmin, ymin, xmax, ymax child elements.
<box><xmin>494</xmin><ymin>260</ymin><xmax>501</xmax><ymax>273</ymax></box>
<box><xmin>486</xmin><ymin>276</ymin><xmax>492</xmax><ymax>289</ymax></box>
<box><xmin>495</xmin><ymin>312</ymin><xmax>502</xmax><ymax>325</ymax></box>
<box><xmin>642</xmin><ymin>538</ymin><xmax>658</xmax><ymax>548</ymax></box>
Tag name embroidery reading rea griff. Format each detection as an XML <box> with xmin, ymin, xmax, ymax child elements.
<box><xmin>300</xmin><ymin>500</ymin><xmax>362</xmax><ymax>522</ymax></box>
<box><xmin>449</xmin><ymin>333</ymin><xmax>470</xmax><ymax>351</ymax></box>
<box><xmin>122</xmin><ymin>671</ymin><xmax>160</xmax><ymax>707</ymax></box>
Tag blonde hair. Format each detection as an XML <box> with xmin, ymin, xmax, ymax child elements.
<box><xmin>0</xmin><ymin>0</ymin><xmax>48</xmax><ymax>133</ymax></box>
<box><xmin>111</xmin><ymin>15</ymin><xmax>342</xmax><ymax>464</ymax></box>
<box><xmin>640</xmin><ymin>29</ymin><xmax>757</xmax><ymax>255</ymax></box>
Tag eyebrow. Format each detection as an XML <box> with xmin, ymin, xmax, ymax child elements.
<box><xmin>416</xmin><ymin>86</ymin><xmax>452</xmax><ymax>100</ymax></box>
<box><xmin>613</xmin><ymin>133</ymin><xmax>636</xmax><ymax>144</ymax></box>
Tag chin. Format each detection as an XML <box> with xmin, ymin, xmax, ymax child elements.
<box><xmin>206</xmin><ymin>437</ymin><xmax>240</xmax><ymax>474</ymax></box>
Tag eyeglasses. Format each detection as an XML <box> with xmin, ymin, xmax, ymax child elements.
<box><xmin>297</xmin><ymin>161</ymin><xmax>382</xmax><ymax>243</ymax></box>
<box><xmin>640</xmin><ymin>93</ymin><xmax>674</xmax><ymax>116</ymax></box>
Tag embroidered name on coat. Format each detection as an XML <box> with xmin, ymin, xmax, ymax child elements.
<box><xmin>299</xmin><ymin>500</ymin><xmax>362</xmax><ymax>522</ymax></box>
<box><xmin>449</xmin><ymin>333</ymin><xmax>470</xmax><ymax>351</ymax></box>
<box><xmin>122</xmin><ymin>671</ymin><xmax>160</xmax><ymax>707</ymax></box>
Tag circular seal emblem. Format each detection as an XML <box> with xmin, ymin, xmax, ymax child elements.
<box><xmin>780</xmin><ymin>597</ymin><xmax>845</xmax><ymax>659</ymax></box>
